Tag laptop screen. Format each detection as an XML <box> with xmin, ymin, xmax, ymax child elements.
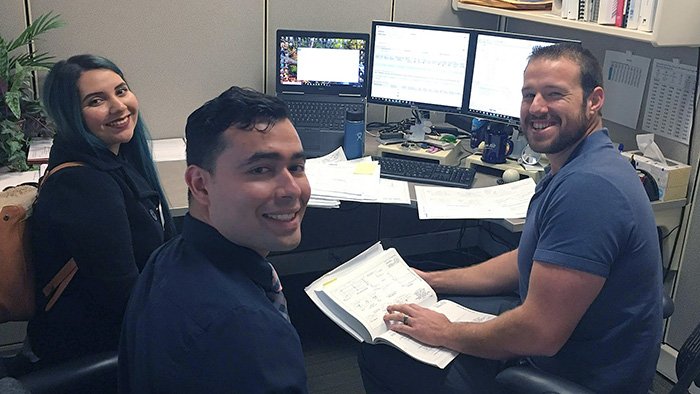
<box><xmin>276</xmin><ymin>29</ymin><xmax>369</xmax><ymax>96</ymax></box>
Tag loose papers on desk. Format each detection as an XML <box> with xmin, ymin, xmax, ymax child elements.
<box><xmin>305</xmin><ymin>147</ymin><xmax>410</xmax><ymax>208</ymax></box>
<box><xmin>149</xmin><ymin>138</ymin><xmax>186</xmax><ymax>162</ymax></box>
<box><xmin>415</xmin><ymin>178</ymin><xmax>536</xmax><ymax>219</ymax></box>
<box><xmin>0</xmin><ymin>169</ymin><xmax>41</xmax><ymax>191</ymax></box>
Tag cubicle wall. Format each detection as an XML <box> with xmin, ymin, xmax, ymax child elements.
<box><xmin>1</xmin><ymin>1</ymin><xmax>27</xmax><ymax>46</ymax></box>
<box><xmin>28</xmin><ymin>0</ymin><xmax>266</xmax><ymax>140</ymax></box>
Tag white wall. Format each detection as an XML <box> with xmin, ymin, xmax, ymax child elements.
<box><xmin>29</xmin><ymin>0</ymin><xmax>265</xmax><ymax>139</ymax></box>
<box><xmin>0</xmin><ymin>0</ymin><xmax>26</xmax><ymax>41</ymax></box>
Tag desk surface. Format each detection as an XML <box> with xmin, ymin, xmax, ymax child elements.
<box><xmin>154</xmin><ymin>135</ymin><xmax>687</xmax><ymax>230</ymax></box>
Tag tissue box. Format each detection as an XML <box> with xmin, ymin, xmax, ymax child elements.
<box><xmin>621</xmin><ymin>151</ymin><xmax>691</xmax><ymax>201</ymax></box>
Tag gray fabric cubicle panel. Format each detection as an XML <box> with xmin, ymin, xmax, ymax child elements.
<box><xmin>667</xmin><ymin>175</ymin><xmax>700</xmax><ymax>351</ymax></box>
<box><xmin>0</xmin><ymin>0</ymin><xmax>27</xmax><ymax>42</ymax></box>
<box><xmin>29</xmin><ymin>0</ymin><xmax>265</xmax><ymax>140</ymax></box>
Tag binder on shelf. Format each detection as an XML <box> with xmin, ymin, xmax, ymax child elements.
<box><xmin>625</xmin><ymin>0</ymin><xmax>640</xmax><ymax>29</ymax></box>
<box><xmin>566</xmin><ymin>0</ymin><xmax>579</xmax><ymax>19</ymax></box>
<box><xmin>597</xmin><ymin>0</ymin><xmax>617</xmax><ymax>24</ymax></box>
<box><xmin>560</xmin><ymin>0</ymin><xmax>569</xmax><ymax>17</ymax></box>
<box><xmin>637</xmin><ymin>0</ymin><xmax>656</xmax><ymax>32</ymax></box>
<box><xmin>577</xmin><ymin>0</ymin><xmax>586</xmax><ymax>20</ymax></box>
<box><xmin>614</xmin><ymin>0</ymin><xmax>627</xmax><ymax>26</ymax></box>
<box><xmin>585</xmin><ymin>0</ymin><xmax>600</xmax><ymax>22</ymax></box>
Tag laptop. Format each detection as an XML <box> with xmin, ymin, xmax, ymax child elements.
<box><xmin>276</xmin><ymin>29</ymin><xmax>370</xmax><ymax>158</ymax></box>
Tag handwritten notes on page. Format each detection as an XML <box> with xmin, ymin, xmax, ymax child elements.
<box><xmin>306</xmin><ymin>243</ymin><xmax>496</xmax><ymax>368</ymax></box>
<box><xmin>415</xmin><ymin>178</ymin><xmax>536</xmax><ymax>219</ymax></box>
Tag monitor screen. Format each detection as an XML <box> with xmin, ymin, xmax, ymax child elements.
<box><xmin>465</xmin><ymin>32</ymin><xmax>576</xmax><ymax>125</ymax></box>
<box><xmin>277</xmin><ymin>30</ymin><xmax>369</xmax><ymax>94</ymax></box>
<box><xmin>367</xmin><ymin>21</ymin><xmax>472</xmax><ymax>113</ymax></box>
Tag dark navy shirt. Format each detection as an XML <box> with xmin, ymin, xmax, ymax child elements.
<box><xmin>119</xmin><ymin>214</ymin><xmax>308</xmax><ymax>394</ymax></box>
<box><xmin>518</xmin><ymin>129</ymin><xmax>663</xmax><ymax>394</ymax></box>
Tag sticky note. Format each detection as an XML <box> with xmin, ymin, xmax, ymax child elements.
<box><xmin>354</xmin><ymin>162</ymin><xmax>378</xmax><ymax>175</ymax></box>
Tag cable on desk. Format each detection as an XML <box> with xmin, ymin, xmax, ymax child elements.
<box><xmin>481</xmin><ymin>221</ymin><xmax>519</xmax><ymax>250</ymax></box>
<box><xmin>337</xmin><ymin>201</ymin><xmax>367</xmax><ymax>212</ymax></box>
<box><xmin>662</xmin><ymin>225</ymin><xmax>681</xmax><ymax>282</ymax></box>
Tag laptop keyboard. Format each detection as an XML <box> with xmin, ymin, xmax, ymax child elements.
<box><xmin>286</xmin><ymin>101</ymin><xmax>363</xmax><ymax>131</ymax></box>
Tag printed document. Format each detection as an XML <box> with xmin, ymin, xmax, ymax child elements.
<box><xmin>305</xmin><ymin>242</ymin><xmax>495</xmax><ymax>368</ymax></box>
<box><xmin>415</xmin><ymin>178</ymin><xmax>536</xmax><ymax>219</ymax></box>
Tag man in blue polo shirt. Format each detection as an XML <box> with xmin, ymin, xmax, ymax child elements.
<box><xmin>359</xmin><ymin>43</ymin><xmax>662</xmax><ymax>394</ymax></box>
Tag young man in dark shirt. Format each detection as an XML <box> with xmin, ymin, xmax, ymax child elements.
<box><xmin>119</xmin><ymin>87</ymin><xmax>311</xmax><ymax>393</ymax></box>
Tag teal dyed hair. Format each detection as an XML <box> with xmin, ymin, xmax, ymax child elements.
<box><xmin>42</xmin><ymin>54</ymin><xmax>172</xmax><ymax>217</ymax></box>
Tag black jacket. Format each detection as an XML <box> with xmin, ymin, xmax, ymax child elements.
<box><xmin>27</xmin><ymin>135</ymin><xmax>176</xmax><ymax>365</ymax></box>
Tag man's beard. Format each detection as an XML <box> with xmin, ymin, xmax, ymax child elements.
<box><xmin>525</xmin><ymin>106</ymin><xmax>589</xmax><ymax>154</ymax></box>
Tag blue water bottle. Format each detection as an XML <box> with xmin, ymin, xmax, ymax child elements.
<box><xmin>343</xmin><ymin>108</ymin><xmax>365</xmax><ymax>159</ymax></box>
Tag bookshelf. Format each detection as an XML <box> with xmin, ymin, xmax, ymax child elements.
<box><xmin>451</xmin><ymin>0</ymin><xmax>700</xmax><ymax>47</ymax></box>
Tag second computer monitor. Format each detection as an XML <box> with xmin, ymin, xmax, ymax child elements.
<box><xmin>367</xmin><ymin>21</ymin><xmax>472</xmax><ymax>113</ymax></box>
<box><xmin>466</xmin><ymin>32</ymin><xmax>576</xmax><ymax>125</ymax></box>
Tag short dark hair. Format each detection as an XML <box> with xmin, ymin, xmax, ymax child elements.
<box><xmin>528</xmin><ymin>43</ymin><xmax>603</xmax><ymax>100</ymax></box>
<box><xmin>185</xmin><ymin>86</ymin><xmax>288</xmax><ymax>172</ymax></box>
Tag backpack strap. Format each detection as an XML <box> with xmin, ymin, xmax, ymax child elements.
<box><xmin>37</xmin><ymin>162</ymin><xmax>84</xmax><ymax>312</ymax></box>
<box><xmin>39</xmin><ymin>162</ymin><xmax>85</xmax><ymax>188</ymax></box>
<box><xmin>42</xmin><ymin>258</ymin><xmax>78</xmax><ymax>312</ymax></box>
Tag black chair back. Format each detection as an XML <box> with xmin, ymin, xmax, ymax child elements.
<box><xmin>670</xmin><ymin>321</ymin><xmax>700</xmax><ymax>394</ymax></box>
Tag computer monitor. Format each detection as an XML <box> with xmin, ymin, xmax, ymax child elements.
<box><xmin>464</xmin><ymin>31</ymin><xmax>578</xmax><ymax>125</ymax></box>
<box><xmin>367</xmin><ymin>21</ymin><xmax>473</xmax><ymax>114</ymax></box>
<box><xmin>276</xmin><ymin>30</ymin><xmax>369</xmax><ymax>96</ymax></box>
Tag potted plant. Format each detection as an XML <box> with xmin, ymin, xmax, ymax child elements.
<box><xmin>1</xmin><ymin>11</ymin><xmax>64</xmax><ymax>171</ymax></box>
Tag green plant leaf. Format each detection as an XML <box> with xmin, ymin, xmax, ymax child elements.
<box><xmin>4</xmin><ymin>91</ymin><xmax>21</xmax><ymax>118</ymax></box>
<box><xmin>7</xmin><ymin>11</ymin><xmax>66</xmax><ymax>52</ymax></box>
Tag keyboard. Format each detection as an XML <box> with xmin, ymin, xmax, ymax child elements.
<box><xmin>286</xmin><ymin>101</ymin><xmax>363</xmax><ymax>131</ymax></box>
<box><xmin>377</xmin><ymin>156</ymin><xmax>476</xmax><ymax>189</ymax></box>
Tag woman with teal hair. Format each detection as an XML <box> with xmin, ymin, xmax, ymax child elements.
<box><xmin>22</xmin><ymin>54</ymin><xmax>176</xmax><ymax>370</ymax></box>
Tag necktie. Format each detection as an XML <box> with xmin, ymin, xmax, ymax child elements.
<box><xmin>266</xmin><ymin>263</ymin><xmax>290</xmax><ymax>323</ymax></box>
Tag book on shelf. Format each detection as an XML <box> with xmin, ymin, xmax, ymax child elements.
<box><xmin>565</xmin><ymin>0</ymin><xmax>579</xmax><ymax>19</ymax></box>
<box><xmin>625</xmin><ymin>0</ymin><xmax>640</xmax><ymax>29</ymax></box>
<box><xmin>637</xmin><ymin>0</ymin><xmax>657</xmax><ymax>32</ymax></box>
<box><xmin>458</xmin><ymin>0</ymin><xmax>553</xmax><ymax>10</ymax></box>
<box><xmin>597</xmin><ymin>0</ymin><xmax>617</xmax><ymax>24</ymax></box>
<box><xmin>305</xmin><ymin>242</ymin><xmax>496</xmax><ymax>369</ymax></box>
<box><xmin>585</xmin><ymin>0</ymin><xmax>600</xmax><ymax>22</ymax></box>
<box><xmin>615</xmin><ymin>0</ymin><xmax>628</xmax><ymax>26</ymax></box>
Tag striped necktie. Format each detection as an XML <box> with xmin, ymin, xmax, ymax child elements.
<box><xmin>266</xmin><ymin>263</ymin><xmax>290</xmax><ymax>323</ymax></box>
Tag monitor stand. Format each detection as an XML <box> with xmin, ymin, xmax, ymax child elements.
<box><xmin>377</xmin><ymin>140</ymin><xmax>463</xmax><ymax>166</ymax></box>
<box><xmin>405</xmin><ymin>106</ymin><xmax>431</xmax><ymax>142</ymax></box>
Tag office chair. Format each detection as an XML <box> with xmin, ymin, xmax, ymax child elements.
<box><xmin>16</xmin><ymin>350</ymin><xmax>117</xmax><ymax>394</ymax></box>
<box><xmin>494</xmin><ymin>295</ymin><xmax>700</xmax><ymax>394</ymax></box>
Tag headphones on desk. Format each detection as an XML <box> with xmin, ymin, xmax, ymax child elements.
<box><xmin>629</xmin><ymin>157</ymin><xmax>659</xmax><ymax>201</ymax></box>
<box><xmin>637</xmin><ymin>168</ymin><xmax>660</xmax><ymax>201</ymax></box>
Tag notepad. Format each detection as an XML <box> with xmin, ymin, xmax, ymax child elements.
<box><xmin>305</xmin><ymin>242</ymin><xmax>495</xmax><ymax>369</ymax></box>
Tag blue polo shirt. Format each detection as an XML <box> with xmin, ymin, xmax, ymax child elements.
<box><xmin>517</xmin><ymin>129</ymin><xmax>663</xmax><ymax>394</ymax></box>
